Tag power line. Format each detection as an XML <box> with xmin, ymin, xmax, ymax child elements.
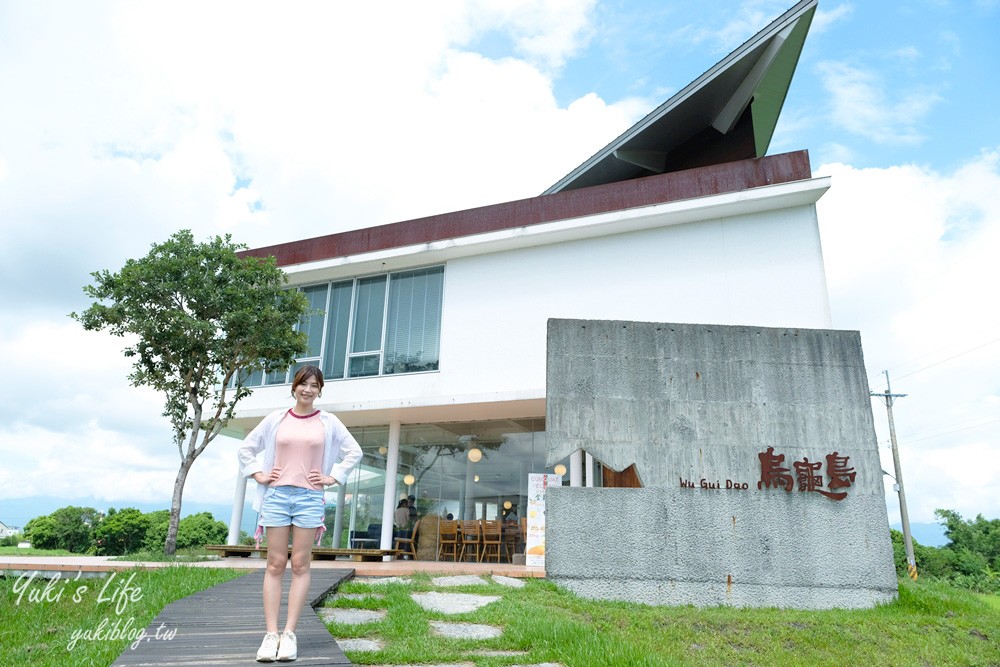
<box><xmin>869</xmin><ymin>332</ymin><xmax>1000</xmax><ymax>390</ymax></box>
<box><xmin>899</xmin><ymin>415</ymin><xmax>1000</xmax><ymax>445</ymax></box>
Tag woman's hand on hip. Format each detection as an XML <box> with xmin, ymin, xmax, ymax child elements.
<box><xmin>252</xmin><ymin>467</ymin><xmax>283</xmax><ymax>485</ymax></box>
<box><xmin>308</xmin><ymin>469</ymin><xmax>335</xmax><ymax>487</ymax></box>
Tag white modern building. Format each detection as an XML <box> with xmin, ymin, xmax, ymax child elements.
<box><xmin>225</xmin><ymin>0</ymin><xmax>829</xmax><ymax>556</ymax></box>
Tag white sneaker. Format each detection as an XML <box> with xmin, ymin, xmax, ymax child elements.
<box><xmin>256</xmin><ymin>631</ymin><xmax>280</xmax><ymax>662</ymax></box>
<box><xmin>277</xmin><ymin>630</ymin><xmax>297</xmax><ymax>661</ymax></box>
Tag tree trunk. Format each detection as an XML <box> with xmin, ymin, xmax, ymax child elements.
<box><xmin>164</xmin><ymin>457</ymin><xmax>195</xmax><ymax>555</ymax></box>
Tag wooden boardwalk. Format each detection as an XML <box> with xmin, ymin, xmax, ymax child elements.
<box><xmin>112</xmin><ymin>568</ymin><xmax>354</xmax><ymax>666</ymax></box>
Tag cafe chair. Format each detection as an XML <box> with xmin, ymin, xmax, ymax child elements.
<box><xmin>503</xmin><ymin>519</ymin><xmax>520</xmax><ymax>559</ymax></box>
<box><xmin>394</xmin><ymin>519</ymin><xmax>420</xmax><ymax>560</ymax></box>
<box><xmin>480</xmin><ymin>519</ymin><xmax>507</xmax><ymax>563</ymax></box>
<box><xmin>458</xmin><ymin>519</ymin><xmax>482</xmax><ymax>562</ymax></box>
<box><xmin>438</xmin><ymin>519</ymin><xmax>459</xmax><ymax>562</ymax></box>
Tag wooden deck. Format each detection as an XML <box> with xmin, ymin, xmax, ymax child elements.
<box><xmin>112</xmin><ymin>568</ymin><xmax>354</xmax><ymax>666</ymax></box>
<box><xmin>206</xmin><ymin>544</ymin><xmax>399</xmax><ymax>562</ymax></box>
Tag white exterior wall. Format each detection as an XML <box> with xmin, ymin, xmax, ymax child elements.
<box><xmin>231</xmin><ymin>178</ymin><xmax>831</xmax><ymax>430</ymax></box>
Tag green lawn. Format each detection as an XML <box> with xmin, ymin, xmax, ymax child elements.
<box><xmin>0</xmin><ymin>566</ymin><xmax>244</xmax><ymax>667</ymax></box>
<box><xmin>325</xmin><ymin>576</ymin><xmax>1000</xmax><ymax>666</ymax></box>
<box><xmin>2</xmin><ymin>566</ymin><xmax>997</xmax><ymax>667</ymax></box>
<box><xmin>0</xmin><ymin>546</ymin><xmax>76</xmax><ymax>557</ymax></box>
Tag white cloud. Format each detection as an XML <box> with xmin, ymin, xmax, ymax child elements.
<box><xmin>816</xmin><ymin>142</ymin><xmax>857</xmax><ymax>165</ymax></box>
<box><xmin>889</xmin><ymin>46</ymin><xmax>922</xmax><ymax>61</ymax></box>
<box><xmin>466</xmin><ymin>0</ymin><xmax>597</xmax><ymax>70</ymax></box>
<box><xmin>811</xmin><ymin>3</ymin><xmax>854</xmax><ymax>34</ymax></box>
<box><xmin>674</xmin><ymin>0</ymin><xmax>823</xmax><ymax>52</ymax></box>
<box><xmin>816</xmin><ymin>60</ymin><xmax>942</xmax><ymax>145</ymax></box>
<box><xmin>817</xmin><ymin>150</ymin><xmax>1000</xmax><ymax>522</ymax></box>
<box><xmin>0</xmin><ymin>0</ymin><xmax>641</xmax><ymax>511</ymax></box>
<box><xmin>1</xmin><ymin>1</ymin><xmax>997</xmax><ymax>534</ymax></box>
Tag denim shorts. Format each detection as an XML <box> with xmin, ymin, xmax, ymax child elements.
<box><xmin>259</xmin><ymin>485</ymin><xmax>326</xmax><ymax>528</ymax></box>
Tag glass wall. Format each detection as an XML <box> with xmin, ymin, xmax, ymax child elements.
<box><xmin>334</xmin><ymin>418</ymin><xmax>555</xmax><ymax>558</ymax></box>
<box><xmin>327</xmin><ymin>427</ymin><xmax>389</xmax><ymax>548</ymax></box>
<box><xmin>239</xmin><ymin>266</ymin><xmax>444</xmax><ymax>389</ymax></box>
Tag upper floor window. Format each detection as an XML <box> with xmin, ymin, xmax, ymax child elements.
<box><xmin>243</xmin><ymin>266</ymin><xmax>444</xmax><ymax>387</ymax></box>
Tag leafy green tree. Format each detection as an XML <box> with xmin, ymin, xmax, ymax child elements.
<box><xmin>143</xmin><ymin>510</ymin><xmax>172</xmax><ymax>552</ymax></box>
<box><xmin>24</xmin><ymin>506</ymin><xmax>100</xmax><ymax>553</ymax></box>
<box><xmin>935</xmin><ymin>509</ymin><xmax>1000</xmax><ymax>570</ymax></box>
<box><xmin>94</xmin><ymin>507</ymin><xmax>150</xmax><ymax>555</ymax></box>
<box><xmin>24</xmin><ymin>515</ymin><xmax>60</xmax><ymax>550</ymax></box>
<box><xmin>175</xmin><ymin>512</ymin><xmax>228</xmax><ymax>549</ymax></box>
<box><xmin>144</xmin><ymin>510</ymin><xmax>227</xmax><ymax>551</ymax></box>
<box><xmin>71</xmin><ymin>230</ymin><xmax>309</xmax><ymax>554</ymax></box>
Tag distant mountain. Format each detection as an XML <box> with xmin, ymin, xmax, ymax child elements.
<box><xmin>892</xmin><ymin>522</ymin><xmax>948</xmax><ymax>547</ymax></box>
<box><xmin>0</xmin><ymin>495</ymin><xmax>258</xmax><ymax>536</ymax></box>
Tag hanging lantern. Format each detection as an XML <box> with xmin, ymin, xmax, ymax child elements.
<box><xmin>403</xmin><ymin>474</ymin><xmax>415</xmax><ymax>486</ymax></box>
<box><xmin>467</xmin><ymin>447</ymin><xmax>483</xmax><ymax>462</ymax></box>
<box><xmin>554</xmin><ymin>464</ymin><xmax>567</xmax><ymax>476</ymax></box>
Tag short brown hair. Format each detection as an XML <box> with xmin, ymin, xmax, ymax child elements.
<box><xmin>290</xmin><ymin>365</ymin><xmax>324</xmax><ymax>395</ymax></box>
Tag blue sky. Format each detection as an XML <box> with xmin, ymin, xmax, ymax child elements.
<box><xmin>547</xmin><ymin>1</ymin><xmax>1000</xmax><ymax>172</ymax></box>
<box><xmin>0</xmin><ymin>0</ymin><xmax>998</xmax><ymax>536</ymax></box>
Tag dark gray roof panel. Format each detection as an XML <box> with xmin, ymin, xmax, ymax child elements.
<box><xmin>544</xmin><ymin>0</ymin><xmax>817</xmax><ymax>194</ymax></box>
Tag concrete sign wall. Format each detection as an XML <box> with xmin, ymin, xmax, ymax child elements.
<box><xmin>545</xmin><ymin>319</ymin><xmax>897</xmax><ymax>609</ymax></box>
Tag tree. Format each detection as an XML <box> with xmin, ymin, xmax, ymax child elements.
<box><xmin>24</xmin><ymin>506</ymin><xmax>100</xmax><ymax>553</ymax></box>
<box><xmin>145</xmin><ymin>510</ymin><xmax>228</xmax><ymax>551</ymax></box>
<box><xmin>72</xmin><ymin>230</ymin><xmax>309</xmax><ymax>554</ymax></box>
<box><xmin>23</xmin><ymin>515</ymin><xmax>60</xmax><ymax>550</ymax></box>
<box><xmin>94</xmin><ymin>507</ymin><xmax>150</xmax><ymax>555</ymax></box>
<box><xmin>935</xmin><ymin>509</ymin><xmax>1000</xmax><ymax>570</ymax></box>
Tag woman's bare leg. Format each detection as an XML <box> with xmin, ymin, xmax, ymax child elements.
<box><xmin>283</xmin><ymin>525</ymin><xmax>315</xmax><ymax>633</ymax></box>
<box><xmin>263</xmin><ymin>525</ymin><xmax>290</xmax><ymax>633</ymax></box>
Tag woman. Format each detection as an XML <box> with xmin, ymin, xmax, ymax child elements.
<box><xmin>238</xmin><ymin>365</ymin><xmax>362</xmax><ymax>662</ymax></box>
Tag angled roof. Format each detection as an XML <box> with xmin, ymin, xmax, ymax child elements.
<box><xmin>544</xmin><ymin>0</ymin><xmax>817</xmax><ymax>194</ymax></box>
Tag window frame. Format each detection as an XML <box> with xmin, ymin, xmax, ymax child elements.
<box><xmin>241</xmin><ymin>264</ymin><xmax>444</xmax><ymax>387</ymax></box>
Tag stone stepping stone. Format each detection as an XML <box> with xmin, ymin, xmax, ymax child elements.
<box><xmin>318</xmin><ymin>607</ymin><xmax>387</xmax><ymax>625</ymax></box>
<box><xmin>491</xmin><ymin>574</ymin><xmax>526</xmax><ymax>588</ymax></box>
<box><xmin>429</xmin><ymin>620</ymin><xmax>503</xmax><ymax>639</ymax></box>
<box><xmin>336</xmin><ymin>637</ymin><xmax>385</xmax><ymax>652</ymax></box>
<box><xmin>412</xmin><ymin>591</ymin><xmax>501</xmax><ymax>614</ymax></box>
<box><xmin>360</xmin><ymin>576</ymin><xmax>412</xmax><ymax>585</ymax></box>
<box><xmin>431</xmin><ymin>574</ymin><xmax>487</xmax><ymax>587</ymax></box>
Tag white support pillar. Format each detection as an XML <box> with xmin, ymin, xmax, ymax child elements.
<box><xmin>585</xmin><ymin>452</ymin><xmax>595</xmax><ymax>488</ymax></box>
<box><xmin>570</xmin><ymin>449</ymin><xmax>584</xmax><ymax>487</ymax></box>
<box><xmin>464</xmin><ymin>456</ymin><xmax>476</xmax><ymax>520</ymax></box>
<box><xmin>332</xmin><ymin>481</ymin><xmax>347</xmax><ymax>548</ymax></box>
<box><xmin>379</xmin><ymin>420</ymin><xmax>402</xmax><ymax>551</ymax></box>
<box><xmin>227</xmin><ymin>466</ymin><xmax>248</xmax><ymax>545</ymax></box>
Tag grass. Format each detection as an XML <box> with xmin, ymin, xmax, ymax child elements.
<box><xmin>0</xmin><ymin>566</ymin><xmax>243</xmax><ymax>667</ymax></box>
<box><xmin>1</xmin><ymin>562</ymin><xmax>997</xmax><ymax>667</ymax></box>
<box><xmin>0</xmin><ymin>546</ymin><xmax>76</xmax><ymax>557</ymax></box>
<box><xmin>0</xmin><ymin>544</ymin><xmax>222</xmax><ymax>562</ymax></box>
<box><xmin>324</xmin><ymin>576</ymin><xmax>1000</xmax><ymax>667</ymax></box>
<box><xmin>107</xmin><ymin>547</ymin><xmax>220</xmax><ymax>562</ymax></box>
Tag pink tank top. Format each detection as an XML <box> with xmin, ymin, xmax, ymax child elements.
<box><xmin>271</xmin><ymin>410</ymin><xmax>325</xmax><ymax>490</ymax></box>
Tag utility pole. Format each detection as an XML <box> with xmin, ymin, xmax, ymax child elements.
<box><xmin>871</xmin><ymin>370</ymin><xmax>917</xmax><ymax>579</ymax></box>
